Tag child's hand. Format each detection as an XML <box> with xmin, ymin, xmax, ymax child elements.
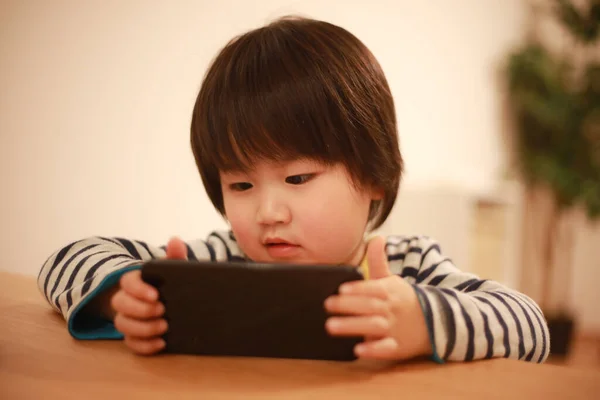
<box><xmin>324</xmin><ymin>236</ymin><xmax>432</xmax><ymax>361</ymax></box>
<box><xmin>112</xmin><ymin>237</ymin><xmax>188</xmax><ymax>355</ymax></box>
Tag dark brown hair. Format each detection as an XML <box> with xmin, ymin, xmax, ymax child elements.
<box><xmin>191</xmin><ymin>16</ymin><xmax>403</xmax><ymax>229</ymax></box>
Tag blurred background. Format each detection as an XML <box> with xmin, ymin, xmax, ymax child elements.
<box><xmin>0</xmin><ymin>0</ymin><xmax>598</xmax><ymax>366</ymax></box>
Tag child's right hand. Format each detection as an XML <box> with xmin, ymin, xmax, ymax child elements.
<box><xmin>111</xmin><ymin>237</ymin><xmax>188</xmax><ymax>355</ymax></box>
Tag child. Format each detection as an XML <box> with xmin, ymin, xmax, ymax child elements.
<box><xmin>38</xmin><ymin>16</ymin><xmax>549</xmax><ymax>362</ymax></box>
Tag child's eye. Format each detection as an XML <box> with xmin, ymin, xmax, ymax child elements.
<box><xmin>229</xmin><ymin>182</ymin><xmax>253</xmax><ymax>191</ymax></box>
<box><xmin>285</xmin><ymin>174</ymin><xmax>315</xmax><ymax>185</ymax></box>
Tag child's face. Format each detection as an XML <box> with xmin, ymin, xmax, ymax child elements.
<box><xmin>220</xmin><ymin>159</ymin><xmax>381</xmax><ymax>266</ymax></box>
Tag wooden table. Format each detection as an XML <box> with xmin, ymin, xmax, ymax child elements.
<box><xmin>1</xmin><ymin>272</ymin><xmax>599</xmax><ymax>399</ymax></box>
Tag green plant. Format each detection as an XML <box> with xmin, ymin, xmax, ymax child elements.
<box><xmin>506</xmin><ymin>0</ymin><xmax>600</xmax><ymax>312</ymax></box>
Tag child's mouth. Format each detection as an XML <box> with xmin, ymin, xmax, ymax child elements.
<box><xmin>265</xmin><ymin>243</ymin><xmax>301</xmax><ymax>258</ymax></box>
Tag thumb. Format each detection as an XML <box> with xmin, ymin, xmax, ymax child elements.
<box><xmin>166</xmin><ymin>236</ymin><xmax>188</xmax><ymax>260</ymax></box>
<box><xmin>366</xmin><ymin>235</ymin><xmax>391</xmax><ymax>279</ymax></box>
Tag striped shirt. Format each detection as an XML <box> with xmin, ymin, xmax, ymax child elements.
<box><xmin>37</xmin><ymin>231</ymin><xmax>550</xmax><ymax>362</ymax></box>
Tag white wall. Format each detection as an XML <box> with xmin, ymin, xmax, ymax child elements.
<box><xmin>0</xmin><ymin>0</ymin><xmax>527</xmax><ymax>277</ymax></box>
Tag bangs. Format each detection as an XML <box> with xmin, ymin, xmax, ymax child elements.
<box><xmin>210</xmin><ymin>72</ymin><xmax>343</xmax><ymax>171</ymax></box>
<box><xmin>214</xmin><ymin>98</ymin><xmax>340</xmax><ymax>172</ymax></box>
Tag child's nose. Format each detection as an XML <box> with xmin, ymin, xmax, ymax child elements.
<box><xmin>256</xmin><ymin>195</ymin><xmax>291</xmax><ymax>225</ymax></box>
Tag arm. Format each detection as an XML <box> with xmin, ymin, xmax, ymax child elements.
<box><xmin>387</xmin><ymin>236</ymin><xmax>550</xmax><ymax>363</ymax></box>
<box><xmin>37</xmin><ymin>231</ymin><xmax>241</xmax><ymax>339</ymax></box>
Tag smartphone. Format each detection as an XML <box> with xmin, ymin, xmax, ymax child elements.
<box><xmin>141</xmin><ymin>259</ymin><xmax>364</xmax><ymax>361</ymax></box>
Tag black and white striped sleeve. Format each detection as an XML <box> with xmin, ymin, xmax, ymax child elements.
<box><xmin>387</xmin><ymin>236</ymin><xmax>549</xmax><ymax>363</ymax></box>
<box><xmin>37</xmin><ymin>231</ymin><xmax>242</xmax><ymax>339</ymax></box>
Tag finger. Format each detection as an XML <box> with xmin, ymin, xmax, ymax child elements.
<box><xmin>123</xmin><ymin>336</ymin><xmax>166</xmax><ymax>356</ymax></box>
<box><xmin>366</xmin><ymin>236</ymin><xmax>391</xmax><ymax>279</ymax></box>
<box><xmin>120</xmin><ymin>270</ymin><xmax>159</xmax><ymax>302</ymax></box>
<box><xmin>166</xmin><ymin>237</ymin><xmax>188</xmax><ymax>260</ymax></box>
<box><xmin>355</xmin><ymin>337</ymin><xmax>401</xmax><ymax>360</ymax></box>
<box><xmin>324</xmin><ymin>295</ymin><xmax>390</xmax><ymax>317</ymax></box>
<box><xmin>325</xmin><ymin>316</ymin><xmax>390</xmax><ymax>337</ymax></box>
<box><xmin>112</xmin><ymin>290</ymin><xmax>165</xmax><ymax>319</ymax></box>
<box><xmin>339</xmin><ymin>279</ymin><xmax>389</xmax><ymax>299</ymax></box>
<box><xmin>114</xmin><ymin>314</ymin><xmax>168</xmax><ymax>338</ymax></box>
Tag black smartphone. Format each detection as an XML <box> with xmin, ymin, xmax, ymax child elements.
<box><xmin>141</xmin><ymin>259</ymin><xmax>364</xmax><ymax>361</ymax></box>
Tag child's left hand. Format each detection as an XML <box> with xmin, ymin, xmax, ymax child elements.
<box><xmin>324</xmin><ymin>236</ymin><xmax>432</xmax><ymax>361</ymax></box>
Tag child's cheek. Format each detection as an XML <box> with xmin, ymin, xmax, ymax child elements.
<box><xmin>227</xmin><ymin>217</ymin><xmax>255</xmax><ymax>255</ymax></box>
<box><xmin>224</xmin><ymin>200</ymin><xmax>250</xmax><ymax>242</ymax></box>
